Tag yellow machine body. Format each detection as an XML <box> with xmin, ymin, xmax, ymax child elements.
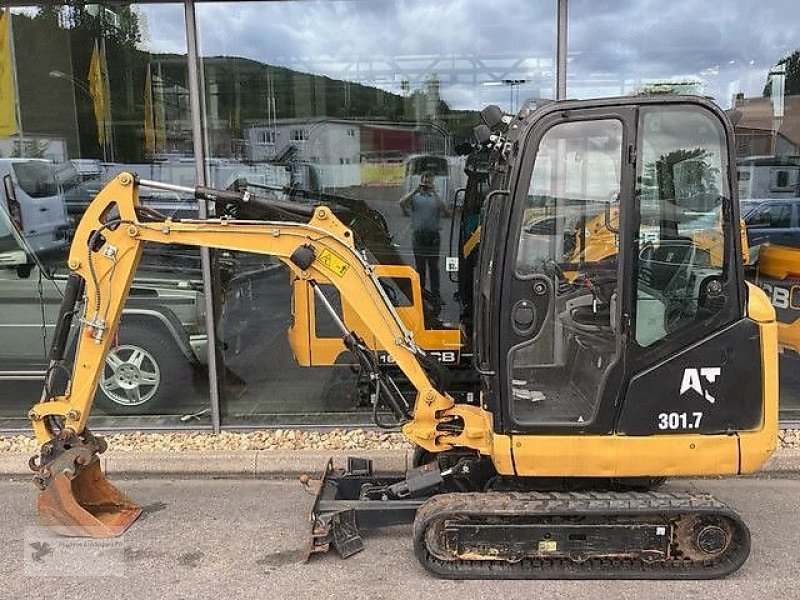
<box><xmin>753</xmin><ymin>243</ymin><xmax>800</xmax><ymax>353</ymax></box>
<box><xmin>288</xmin><ymin>264</ymin><xmax>461</xmax><ymax>367</ymax></box>
<box><xmin>27</xmin><ymin>173</ymin><xmax>778</xmax><ymax>538</ymax></box>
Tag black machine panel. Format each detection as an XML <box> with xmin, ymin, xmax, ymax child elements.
<box><xmin>497</xmin><ymin>107</ymin><xmax>636</xmax><ymax>435</ymax></box>
<box><xmin>616</xmin><ymin>318</ymin><xmax>763</xmax><ymax>435</ymax></box>
<box><xmin>472</xmin><ymin>96</ymin><xmax>747</xmax><ymax>438</ymax></box>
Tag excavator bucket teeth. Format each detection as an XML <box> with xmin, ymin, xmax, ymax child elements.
<box><xmin>36</xmin><ymin>458</ymin><xmax>141</xmax><ymax>538</ymax></box>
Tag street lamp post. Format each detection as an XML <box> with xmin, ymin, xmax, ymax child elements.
<box><xmin>503</xmin><ymin>79</ymin><xmax>527</xmax><ymax>114</ymax></box>
<box><xmin>482</xmin><ymin>78</ymin><xmax>529</xmax><ymax>113</ymax></box>
<box><xmin>49</xmin><ymin>69</ymin><xmax>113</xmax><ymax>162</ymax></box>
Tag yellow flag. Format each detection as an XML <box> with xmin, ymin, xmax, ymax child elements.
<box><xmin>88</xmin><ymin>39</ymin><xmax>110</xmax><ymax>147</ymax></box>
<box><xmin>144</xmin><ymin>63</ymin><xmax>155</xmax><ymax>154</ymax></box>
<box><xmin>0</xmin><ymin>10</ymin><xmax>18</xmax><ymax>138</ymax></box>
<box><xmin>153</xmin><ymin>70</ymin><xmax>165</xmax><ymax>152</ymax></box>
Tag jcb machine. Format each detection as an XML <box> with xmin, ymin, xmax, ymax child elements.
<box><xmin>28</xmin><ymin>96</ymin><xmax>777</xmax><ymax>579</ymax></box>
<box><xmin>753</xmin><ymin>243</ymin><xmax>800</xmax><ymax>353</ymax></box>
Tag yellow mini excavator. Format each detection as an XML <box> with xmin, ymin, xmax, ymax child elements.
<box><xmin>27</xmin><ymin>96</ymin><xmax>777</xmax><ymax>579</ymax></box>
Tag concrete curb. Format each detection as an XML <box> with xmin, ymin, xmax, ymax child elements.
<box><xmin>1</xmin><ymin>447</ymin><xmax>799</xmax><ymax>479</ymax></box>
<box><xmin>759</xmin><ymin>448</ymin><xmax>800</xmax><ymax>475</ymax></box>
<box><xmin>0</xmin><ymin>449</ymin><xmax>412</xmax><ymax>479</ymax></box>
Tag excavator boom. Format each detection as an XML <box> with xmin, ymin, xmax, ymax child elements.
<box><xmin>28</xmin><ymin>173</ymin><xmax>491</xmax><ymax>537</ymax></box>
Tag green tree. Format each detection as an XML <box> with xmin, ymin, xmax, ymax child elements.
<box><xmin>763</xmin><ymin>50</ymin><xmax>800</xmax><ymax>97</ymax></box>
<box><xmin>649</xmin><ymin>148</ymin><xmax>721</xmax><ymax>212</ymax></box>
<box><xmin>633</xmin><ymin>80</ymin><xmax>704</xmax><ymax>96</ymax></box>
<box><xmin>33</xmin><ymin>5</ymin><xmax>61</xmax><ymax>28</ymax></box>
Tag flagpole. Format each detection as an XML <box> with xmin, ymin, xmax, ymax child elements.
<box><xmin>6</xmin><ymin>10</ymin><xmax>24</xmax><ymax>155</ymax></box>
<box><xmin>156</xmin><ymin>61</ymin><xmax>166</xmax><ymax>153</ymax></box>
<box><xmin>144</xmin><ymin>62</ymin><xmax>154</xmax><ymax>156</ymax></box>
<box><xmin>99</xmin><ymin>33</ymin><xmax>114</xmax><ymax>162</ymax></box>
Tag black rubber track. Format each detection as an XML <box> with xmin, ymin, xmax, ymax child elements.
<box><xmin>412</xmin><ymin>490</ymin><xmax>750</xmax><ymax>580</ymax></box>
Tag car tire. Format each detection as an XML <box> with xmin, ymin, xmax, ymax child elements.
<box><xmin>96</xmin><ymin>323</ymin><xmax>192</xmax><ymax>415</ymax></box>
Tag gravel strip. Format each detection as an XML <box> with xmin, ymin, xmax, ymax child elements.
<box><xmin>779</xmin><ymin>428</ymin><xmax>800</xmax><ymax>448</ymax></box>
<box><xmin>1</xmin><ymin>428</ymin><xmax>799</xmax><ymax>454</ymax></box>
<box><xmin>0</xmin><ymin>429</ymin><xmax>412</xmax><ymax>453</ymax></box>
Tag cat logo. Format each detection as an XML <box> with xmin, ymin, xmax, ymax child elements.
<box><xmin>680</xmin><ymin>367</ymin><xmax>721</xmax><ymax>404</ymax></box>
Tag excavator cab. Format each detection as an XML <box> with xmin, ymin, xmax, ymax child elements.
<box><xmin>309</xmin><ymin>98</ymin><xmax>774</xmax><ymax>579</ymax></box>
<box><xmin>475</xmin><ymin>97</ymin><xmax>765</xmax><ymax>450</ymax></box>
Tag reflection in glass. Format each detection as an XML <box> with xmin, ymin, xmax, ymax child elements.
<box><xmin>634</xmin><ymin>108</ymin><xmax>728</xmax><ymax>347</ymax></box>
<box><xmin>0</xmin><ymin>5</ymin><xmax>209</xmax><ymax>428</ymax></box>
<box><xmin>569</xmin><ymin>0</ymin><xmax>800</xmax><ymax>419</ymax></box>
<box><xmin>194</xmin><ymin>0</ymin><xmax>557</xmax><ymax>424</ymax></box>
<box><xmin>511</xmin><ymin>118</ymin><xmax>623</xmax><ymax>426</ymax></box>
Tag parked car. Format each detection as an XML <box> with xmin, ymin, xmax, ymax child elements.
<box><xmin>0</xmin><ymin>158</ymin><xmax>71</xmax><ymax>260</ymax></box>
<box><xmin>742</xmin><ymin>197</ymin><xmax>800</xmax><ymax>250</ymax></box>
<box><xmin>54</xmin><ymin>160</ymin><xmax>94</xmax><ymax>220</ymax></box>
<box><xmin>0</xmin><ymin>199</ymin><xmax>207</xmax><ymax>415</ymax></box>
<box><xmin>70</xmin><ymin>158</ymin><xmax>104</xmax><ymax>182</ymax></box>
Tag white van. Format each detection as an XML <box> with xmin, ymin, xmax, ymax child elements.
<box><xmin>0</xmin><ymin>158</ymin><xmax>71</xmax><ymax>259</ymax></box>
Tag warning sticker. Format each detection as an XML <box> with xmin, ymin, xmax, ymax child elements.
<box><xmin>538</xmin><ymin>540</ymin><xmax>558</xmax><ymax>553</ymax></box>
<box><xmin>317</xmin><ymin>248</ymin><xmax>349</xmax><ymax>277</ymax></box>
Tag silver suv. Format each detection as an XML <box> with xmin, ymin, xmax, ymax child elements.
<box><xmin>0</xmin><ymin>200</ymin><xmax>207</xmax><ymax>415</ymax></box>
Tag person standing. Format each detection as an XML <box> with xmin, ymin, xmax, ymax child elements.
<box><xmin>398</xmin><ymin>171</ymin><xmax>451</xmax><ymax>303</ymax></box>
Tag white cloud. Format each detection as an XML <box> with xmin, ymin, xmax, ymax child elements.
<box><xmin>139</xmin><ymin>4</ymin><xmax>188</xmax><ymax>54</ymax></box>
<box><xmin>568</xmin><ymin>0</ymin><xmax>800</xmax><ymax>105</ymax></box>
<box><xmin>138</xmin><ymin>0</ymin><xmax>800</xmax><ymax>110</ymax></box>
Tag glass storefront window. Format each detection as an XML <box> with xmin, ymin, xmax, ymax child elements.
<box><xmin>569</xmin><ymin>0</ymin><xmax>800</xmax><ymax>421</ymax></box>
<box><xmin>3</xmin><ymin>1</ymin><xmax>798</xmax><ymax>429</ymax></box>
<box><xmin>0</xmin><ymin>4</ymin><xmax>210</xmax><ymax>429</ymax></box>
<box><xmin>195</xmin><ymin>0</ymin><xmax>557</xmax><ymax>425</ymax></box>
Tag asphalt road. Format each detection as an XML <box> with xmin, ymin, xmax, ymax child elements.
<box><xmin>2</xmin><ymin>475</ymin><xmax>800</xmax><ymax>599</ymax></box>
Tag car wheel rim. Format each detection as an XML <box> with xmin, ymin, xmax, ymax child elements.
<box><xmin>101</xmin><ymin>344</ymin><xmax>161</xmax><ymax>407</ymax></box>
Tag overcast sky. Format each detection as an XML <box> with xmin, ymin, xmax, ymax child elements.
<box><xmin>139</xmin><ymin>0</ymin><xmax>800</xmax><ymax>110</ymax></box>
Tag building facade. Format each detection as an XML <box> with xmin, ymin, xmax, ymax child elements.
<box><xmin>0</xmin><ymin>0</ymin><xmax>799</xmax><ymax>431</ymax></box>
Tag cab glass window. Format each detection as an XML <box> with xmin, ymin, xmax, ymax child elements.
<box><xmin>634</xmin><ymin>107</ymin><xmax>729</xmax><ymax>347</ymax></box>
<box><xmin>510</xmin><ymin>118</ymin><xmax>623</xmax><ymax>426</ymax></box>
<box><xmin>13</xmin><ymin>161</ymin><xmax>59</xmax><ymax>198</ymax></box>
<box><xmin>516</xmin><ymin>119</ymin><xmax>623</xmax><ymax>276</ymax></box>
<box><xmin>768</xmin><ymin>204</ymin><xmax>792</xmax><ymax>227</ymax></box>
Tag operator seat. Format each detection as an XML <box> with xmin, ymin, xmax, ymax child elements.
<box><xmin>637</xmin><ymin>237</ymin><xmax>696</xmax><ymax>335</ymax></box>
<box><xmin>639</xmin><ymin>237</ymin><xmax>695</xmax><ymax>294</ymax></box>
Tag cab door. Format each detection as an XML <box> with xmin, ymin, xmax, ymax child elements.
<box><xmin>494</xmin><ymin>106</ymin><xmax>637</xmax><ymax>434</ymax></box>
<box><xmin>615</xmin><ymin>103</ymin><xmax>759</xmax><ymax>436</ymax></box>
<box><xmin>488</xmin><ymin>99</ymin><xmax>758</xmax><ymax>439</ymax></box>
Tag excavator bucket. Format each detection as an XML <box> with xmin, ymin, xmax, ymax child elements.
<box><xmin>36</xmin><ymin>457</ymin><xmax>141</xmax><ymax>538</ymax></box>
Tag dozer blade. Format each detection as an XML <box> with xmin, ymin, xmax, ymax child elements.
<box><xmin>302</xmin><ymin>457</ymin><xmax>425</xmax><ymax>562</ymax></box>
<box><xmin>36</xmin><ymin>455</ymin><xmax>141</xmax><ymax>538</ymax></box>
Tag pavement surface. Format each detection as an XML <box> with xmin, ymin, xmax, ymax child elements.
<box><xmin>2</xmin><ymin>475</ymin><xmax>800</xmax><ymax>599</ymax></box>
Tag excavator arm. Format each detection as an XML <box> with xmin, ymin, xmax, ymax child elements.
<box><xmin>28</xmin><ymin>173</ymin><xmax>492</xmax><ymax>537</ymax></box>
